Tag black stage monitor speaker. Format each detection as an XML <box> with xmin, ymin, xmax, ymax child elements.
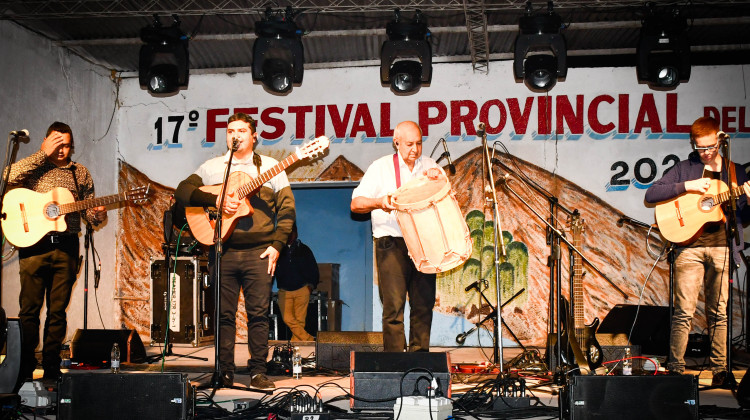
<box><xmin>58</xmin><ymin>372</ymin><xmax>194</xmax><ymax>420</ymax></box>
<box><xmin>0</xmin><ymin>318</ymin><xmax>21</xmax><ymax>393</ymax></box>
<box><xmin>316</xmin><ymin>331</ymin><xmax>384</xmax><ymax>371</ymax></box>
<box><xmin>737</xmin><ymin>370</ymin><xmax>750</xmax><ymax>408</ymax></box>
<box><xmin>70</xmin><ymin>329</ymin><xmax>147</xmax><ymax>366</ymax></box>
<box><xmin>597</xmin><ymin>304</ymin><xmax>670</xmax><ymax>356</ymax></box>
<box><xmin>564</xmin><ymin>375</ymin><xmax>698</xmax><ymax>420</ymax></box>
<box><xmin>350</xmin><ymin>351</ymin><xmax>452</xmax><ymax>411</ymax></box>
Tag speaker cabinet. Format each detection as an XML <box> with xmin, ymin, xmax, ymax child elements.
<box><xmin>597</xmin><ymin>304</ymin><xmax>670</xmax><ymax>356</ymax></box>
<box><xmin>350</xmin><ymin>351</ymin><xmax>452</xmax><ymax>411</ymax></box>
<box><xmin>70</xmin><ymin>329</ymin><xmax>146</xmax><ymax>366</ymax></box>
<box><xmin>150</xmin><ymin>256</ymin><xmax>214</xmax><ymax>347</ymax></box>
<box><xmin>316</xmin><ymin>332</ymin><xmax>384</xmax><ymax>371</ymax></box>
<box><xmin>563</xmin><ymin>375</ymin><xmax>698</xmax><ymax>420</ymax></box>
<box><xmin>0</xmin><ymin>318</ymin><xmax>21</xmax><ymax>393</ymax></box>
<box><xmin>57</xmin><ymin>372</ymin><xmax>194</xmax><ymax>420</ymax></box>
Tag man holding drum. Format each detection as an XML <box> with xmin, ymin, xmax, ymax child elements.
<box><xmin>350</xmin><ymin>120</ymin><xmax>444</xmax><ymax>352</ymax></box>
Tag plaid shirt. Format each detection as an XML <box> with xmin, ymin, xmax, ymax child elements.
<box><xmin>6</xmin><ymin>149</ymin><xmax>100</xmax><ymax>234</ymax></box>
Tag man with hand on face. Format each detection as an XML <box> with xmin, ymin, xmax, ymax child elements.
<box><xmin>645</xmin><ymin>116</ymin><xmax>750</xmax><ymax>386</ymax></box>
<box><xmin>6</xmin><ymin>122</ymin><xmax>106</xmax><ymax>383</ymax></box>
<box><xmin>176</xmin><ymin>112</ymin><xmax>295</xmax><ymax>390</ymax></box>
<box><xmin>350</xmin><ymin>120</ymin><xmax>444</xmax><ymax>352</ymax></box>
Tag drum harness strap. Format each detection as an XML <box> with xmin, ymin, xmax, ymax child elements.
<box><xmin>392</xmin><ymin>153</ymin><xmax>401</xmax><ymax>188</ymax></box>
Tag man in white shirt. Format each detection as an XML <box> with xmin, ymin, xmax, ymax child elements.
<box><xmin>350</xmin><ymin>120</ymin><xmax>442</xmax><ymax>352</ymax></box>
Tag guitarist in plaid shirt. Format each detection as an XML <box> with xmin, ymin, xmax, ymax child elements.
<box><xmin>645</xmin><ymin>116</ymin><xmax>750</xmax><ymax>385</ymax></box>
<box><xmin>5</xmin><ymin>121</ymin><xmax>106</xmax><ymax>384</ymax></box>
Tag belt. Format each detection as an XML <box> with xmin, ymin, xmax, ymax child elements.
<box><xmin>46</xmin><ymin>232</ymin><xmax>78</xmax><ymax>244</ymax></box>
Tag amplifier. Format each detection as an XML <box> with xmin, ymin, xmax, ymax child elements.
<box><xmin>150</xmin><ymin>256</ymin><xmax>214</xmax><ymax>346</ymax></box>
<box><xmin>563</xmin><ymin>375</ymin><xmax>698</xmax><ymax>420</ymax></box>
<box><xmin>57</xmin><ymin>372</ymin><xmax>195</xmax><ymax>420</ymax></box>
<box><xmin>316</xmin><ymin>331</ymin><xmax>384</xmax><ymax>371</ymax></box>
<box><xmin>350</xmin><ymin>352</ymin><xmax>452</xmax><ymax>411</ymax></box>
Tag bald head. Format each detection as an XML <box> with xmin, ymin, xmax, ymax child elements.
<box><xmin>393</xmin><ymin>121</ymin><xmax>423</xmax><ymax>169</ymax></box>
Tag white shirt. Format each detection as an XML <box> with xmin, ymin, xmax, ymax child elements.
<box><xmin>194</xmin><ymin>150</ymin><xmax>290</xmax><ymax>192</ymax></box>
<box><xmin>352</xmin><ymin>153</ymin><xmax>441</xmax><ymax>238</ymax></box>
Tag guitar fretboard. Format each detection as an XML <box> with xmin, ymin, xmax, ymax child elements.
<box><xmin>59</xmin><ymin>192</ymin><xmax>130</xmax><ymax>215</ymax></box>
<box><xmin>571</xmin><ymin>215</ymin><xmax>585</xmax><ymax>335</ymax></box>
<box><xmin>235</xmin><ymin>153</ymin><xmax>300</xmax><ymax>199</ymax></box>
<box><xmin>713</xmin><ymin>185</ymin><xmax>746</xmax><ymax>206</ymax></box>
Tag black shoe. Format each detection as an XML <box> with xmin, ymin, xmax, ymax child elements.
<box><xmin>712</xmin><ymin>371</ymin><xmax>728</xmax><ymax>387</ymax></box>
<box><xmin>250</xmin><ymin>373</ymin><xmax>275</xmax><ymax>390</ymax></box>
<box><xmin>211</xmin><ymin>371</ymin><xmax>234</xmax><ymax>388</ymax></box>
<box><xmin>42</xmin><ymin>368</ymin><xmax>61</xmax><ymax>381</ymax></box>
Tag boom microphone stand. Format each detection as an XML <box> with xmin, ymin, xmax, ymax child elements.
<box><xmin>0</xmin><ymin>130</ymin><xmax>30</xmax><ymax>303</ymax></box>
<box><xmin>719</xmin><ymin>134</ymin><xmax>740</xmax><ymax>389</ymax></box>
<box><xmin>489</xmin><ymin>151</ymin><xmax>627</xmax><ymax>378</ymax></box>
<box><xmin>201</xmin><ymin>139</ymin><xmax>270</xmax><ymax>394</ymax></box>
<box><xmin>478</xmin><ymin>123</ymin><xmax>507</xmax><ymax>369</ymax></box>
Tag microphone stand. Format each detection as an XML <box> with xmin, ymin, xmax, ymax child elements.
<box><xmin>201</xmin><ymin>142</ymin><xmax>271</xmax><ymax>394</ymax></box>
<box><xmin>719</xmin><ymin>137</ymin><xmax>740</xmax><ymax>389</ymax></box>
<box><xmin>0</xmin><ymin>132</ymin><xmax>27</xmax><ymax>304</ymax></box>
<box><xmin>490</xmin><ymin>154</ymin><xmax>627</xmax><ymax>382</ymax></box>
<box><xmin>456</xmin><ymin>287</ymin><xmax>526</xmax><ymax>352</ymax></box>
<box><xmin>479</xmin><ymin>124</ymin><xmax>507</xmax><ymax>369</ymax></box>
<box><xmin>83</xmin><ymin>222</ymin><xmax>93</xmax><ymax>329</ymax></box>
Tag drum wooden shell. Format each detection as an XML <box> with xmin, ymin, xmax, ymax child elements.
<box><xmin>391</xmin><ymin>175</ymin><xmax>472</xmax><ymax>273</ymax></box>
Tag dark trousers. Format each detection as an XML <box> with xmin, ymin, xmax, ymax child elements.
<box><xmin>18</xmin><ymin>235</ymin><xmax>79</xmax><ymax>377</ymax></box>
<box><xmin>216</xmin><ymin>247</ymin><xmax>272</xmax><ymax>375</ymax></box>
<box><xmin>375</xmin><ymin>236</ymin><xmax>436</xmax><ymax>352</ymax></box>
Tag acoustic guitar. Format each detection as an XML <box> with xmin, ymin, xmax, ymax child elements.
<box><xmin>185</xmin><ymin>136</ymin><xmax>329</xmax><ymax>245</ymax></box>
<box><xmin>1</xmin><ymin>185</ymin><xmax>150</xmax><ymax>247</ymax></box>
<box><xmin>654</xmin><ymin>179</ymin><xmax>745</xmax><ymax>245</ymax></box>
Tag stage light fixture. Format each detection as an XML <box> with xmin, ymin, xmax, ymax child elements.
<box><xmin>636</xmin><ymin>5</ymin><xmax>690</xmax><ymax>89</ymax></box>
<box><xmin>252</xmin><ymin>7</ymin><xmax>304</xmax><ymax>94</ymax></box>
<box><xmin>380</xmin><ymin>9</ymin><xmax>432</xmax><ymax>94</ymax></box>
<box><xmin>139</xmin><ymin>15</ymin><xmax>189</xmax><ymax>95</ymax></box>
<box><xmin>513</xmin><ymin>1</ymin><xmax>567</xmax><ymax>92</ymax></box>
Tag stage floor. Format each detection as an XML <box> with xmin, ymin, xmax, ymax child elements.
<box><xmin>26</xmin><ymin>342</ymin><xmax>750</xmax><ymax>419</ymax></box>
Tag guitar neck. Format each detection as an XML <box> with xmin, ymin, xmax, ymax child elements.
<box><xmin>715</xmin><ymin>185</ymin><xmax>746</xmax><ymax>206</ymax></box>
<box><xmin>571</xmin><ymin>216</ymin><xmax>585</xmax><ymax>331</ymax></box>
<box><xmin>59</xmin><ymin>193</ymin><xmax>128</xmax><ymax>215</ymax></box>
<box><xmin>235</xmin><ymin>153</ymin><xmax>300</xmax><ymax>199</ymax></box>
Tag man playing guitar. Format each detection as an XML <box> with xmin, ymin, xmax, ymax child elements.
<box><xmin>645</xmin><ymin>116</ymin><xmax>750</xmax><ymax>386</ymax></box>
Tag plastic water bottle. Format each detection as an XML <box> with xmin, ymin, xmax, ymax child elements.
<box><xmin>292</xmin><ymin>346</ymin><xmax>302</xmax><ymax>379</ymax></box>
<box><xmin>111</xmin><ymin>342</ymin><xmax>121</xmax><ymax>373</ymax></box>
<box><xmin>60</xmin><ymin>344</ymin><xmax>71</xmax><ymax>368</ymax></box>
<box><xmin>622</xmin><ymin>347</ymin><xmax>632</xmax><ymax>376</ymax></box>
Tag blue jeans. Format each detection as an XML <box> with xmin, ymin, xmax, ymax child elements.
<box><xmin>668</xmin><ymin>246</ymin><xmax>729</xmax><ymax>374</ymax></box>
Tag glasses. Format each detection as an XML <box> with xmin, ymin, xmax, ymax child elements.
<box><xmin>691</xmin><ymin>142</ymin><xmax>720</xmax><ymax>151</ymax></box>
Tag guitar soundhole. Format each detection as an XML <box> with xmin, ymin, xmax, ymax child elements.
<box><xmin>699</xmin><ymin>196</ymin><xmax>715</xmax><ymax>211</ymax></box>
<box><xmin>45</xmin><ymin>204</ymin><xmax>61</xmax><ymax>218</ymax></box>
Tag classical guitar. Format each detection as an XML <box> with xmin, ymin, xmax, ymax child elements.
<box><xmin>654</xmin><ymin>179</ymin><xmax>745</xmax><ymax>245</ymax></box>
<box><xmin>555</xmin><ymin>212</ymin><xmax>602</xmax><ymax>373</ymax></box>
<box><xmin>185</xmin><ymin>136</ymin><xmax>330</xmax><ymax>245</ymax></box>
<box><xmin>1</xmin><ymin>185</ymin><xmax>150</xmax><ymax>247</ymax></box>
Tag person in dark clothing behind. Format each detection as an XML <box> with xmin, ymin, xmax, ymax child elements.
<box><xmin>275</xmin><ymin>223</ymin><xmax>319</xmax><ymax>341</ymax></box>
<box><xmin>645</xmin><ymin>116</ymin><xmax>750</xmax><ymax>386</ymax></box>
<box><xmin>175</xmin><ymin>112</ymin><xmax>295</xmax><ymax>390</ymax></box>
<box><xmin>6</xmin><ymin>122</ymin><xmax>106</xmax><ymax>383</ymax></box>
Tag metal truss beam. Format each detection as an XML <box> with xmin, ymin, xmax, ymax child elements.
<box><xmin>464</xmin><ymin>0</ymin><xmax>489</xmax><ymax>73</ymax></box>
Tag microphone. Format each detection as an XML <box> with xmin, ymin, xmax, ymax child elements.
<box><xmin>456</xmin><ymin>332</ymin><xmax>468</xmax><ymax>345</ymax></box>
<box><xmin>617</xmin><ymin>217</ymin><xmax>625</xmax><ymax>227</ymax></box>
<box><xmin>440</xmin><ymin>138</ymin><xmax>456</xmax><ymax>175</ymax></box>
<box><xmin>464</xmin><ymin>281</ymin><xmax>480</xmax><ymax>292</ymax></box>
<box><xmin>717</xmin><ymin>131</ymin><xmax>729</xmax><ymax>141</ymax></box>
<box><xmin>476</xmin><ymin>122</ymin><xmax>486</xmax><ymax>138</ymax></box>
<box><xmin>231</xmin><ymin>137</ymin><xmax>239</xmax><ymax>151</ymax></box>
<box><xmin>10</xmin><ymin>129</ymin><xmax>29</xmax><ymax>137</ymax></box>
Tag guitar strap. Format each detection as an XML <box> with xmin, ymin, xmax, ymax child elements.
<box><xmin>729</xmin><ymin>161</ymin><xmax>738</xmax><ymax>190</ymax></box>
